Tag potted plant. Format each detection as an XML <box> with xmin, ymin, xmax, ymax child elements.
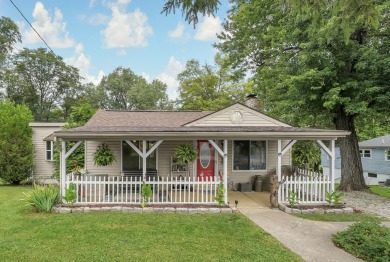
<box><xmin>93</xmin><ymin>143</ymin><xmax>116</xmax><ymax>166</ymax></box>
<box><xmin>174</xmin><ymin>144</ymin><xmax>198</xmax><ymax>177</ymax></box>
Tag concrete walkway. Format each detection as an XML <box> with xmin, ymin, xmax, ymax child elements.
<box><xmin>228</xmin><ymin>191</ymin><xmax>361</xmax><ymax>262</ymax></box>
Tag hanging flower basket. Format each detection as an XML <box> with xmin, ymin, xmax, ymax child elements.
<box><xmin>93</xmin><ymin>143</ymin><xmax>116</xmax><ymax>166</ymax></box>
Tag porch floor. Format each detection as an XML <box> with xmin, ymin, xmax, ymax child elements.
<box><xmin>228</xmin><ymin>191</ymin><xmax>271</xmax><ymax>209</ymax></box>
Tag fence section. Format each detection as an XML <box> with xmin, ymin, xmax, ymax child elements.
<box><xmin>65</xmin><ymin>174</ymin><xmax>221</xmax><ymax>205</ymax></box>
<box><xmin>280</xmin><ymin>170</ymin><xmax>331</xmax><ymax>204</ymax></box>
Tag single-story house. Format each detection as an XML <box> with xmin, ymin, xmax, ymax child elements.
<box><xmin>322</xmin><ymin>134</ymin><xmax>390</xmax><ymax>185</ymax></box>
<box><xmin>30</xmin><ymin>122</ymin><xmax>65</xmax><ymax>184</ymax></box>
<box><xmin>51</xmin><ymin>98</ymin><xmax>348</xmax><ymax>206</ymax></box>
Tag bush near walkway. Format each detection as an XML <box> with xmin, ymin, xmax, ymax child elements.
<box><xmin>333</xmin><ymin>221</ymin><xmax>390</xmax><ymax>262</ymax></box>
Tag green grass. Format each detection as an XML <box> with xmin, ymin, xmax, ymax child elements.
<box><xmin>292</xmin><ymin>212</ymin><xmax>387</xmax><ymax>222</ymax></box>
<box><xmin>0</xmin><ymin>186</ymin><xmax>302</xmax><ymax>262</ymax></box>
<box><xmin>368</xmin><ymin>185</ymin><xmax>390</xmax><ymax>198</ymax></box>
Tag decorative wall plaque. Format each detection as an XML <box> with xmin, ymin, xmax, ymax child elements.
<box><xmin>230</xmin><ymin>111</ymin><xmax>244</xmax><ymax>124</ymax></box>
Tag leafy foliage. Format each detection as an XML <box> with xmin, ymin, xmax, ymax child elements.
<box><xmin>0</xmin><ymin>16</ymin><xmax>21</xmax><ymax>67</ymax></box>
<box><xmin>161</xmin><ymin>0</ymin><xmax>220</xmax><ymax>26</ymax></box>
<box><xmin>4</xmin><ymin>48</ymin><xmax>82</xmax><ymax>121</ymax></box>
<box><xmin>214</xmin><ymin>180</ymin><xmax>225</xmax><ymax>207</ymax></box>
<box><xmin>0</xmin><ymin>100</ymin><xmax>34</xmax><ymax>185</ymax></box>
<box><xmin>63</xmin><ymin>183</ymin><xmax>77</xmax><ymax>208</ymax></box>
<box><xmin>217</xmin><ymin>0</ymin><xmax>390</xmax><ymax>190</ymax></box>
<box><xmin>292</xmin><ymin>141</ymin><xmax>322</xmax><ymax>172</ymax></box>
<box><xmin>333</xmin><ymin>221</ymin><xmax>390</xmax><ymax>262</ymax></box>
<box><xmin>93</xmin><ymin>143</ymin><xmax>117</xmax><ymax>167</ymax></box>
<box><xmin>95</xmin><ymin>67</ymin><xmax>171</xmax><ymax>110</ymax></box>
<box><xmin>174</xmin><ymin>144</ymin><xmax>198</xmax><ymax>164</ymax></box>
<box><xmin>140</xmin><ymin>182</ymin><xmax>152</xmax><ymax>208</ymax></box>
<box><xmin>23</xmin><ymin>184</ymin><xmax>60</xmax><ymax>213</ymax></box>
<box><xmin>177</xmin><ymin>55</ymin><xmax>250</xmax><ymax>110</ymax></box>
<box><xmin>288</xmin><ymin>190</ymin><xmax>300</xmax><ymax>208</ymax></box>
<box><xmin>325</xmin><ymin>191</ymin><xmax>345</xmax><ymax>206</ymax></box>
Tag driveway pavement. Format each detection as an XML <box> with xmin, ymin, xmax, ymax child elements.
<box><xmin>228</xmin><ymin>191</ymin><xmax>362</xmax><ymax>262</ymax></box>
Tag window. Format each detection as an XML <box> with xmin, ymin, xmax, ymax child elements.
<box><xmin>359</xmin><ymin>149</ymin><xmax>371</xmax><ymax>158</ymax></box>
<box><xmin>386</xmin><ymin>150</ymin><xmax>390</xmax><ymax>161</ymax></box>
<box><xmin>45</xmin><ymin>141</ymin><xmax>53</xmax><ymax>161</ymax></box>
<box><xmin>233</xmin><ymin>141</ymin><xmax>266</xmax><ymax>170</ymax></box>
<box><xmin>122</xmin><ymin>141</ymin><xmax>157</xmax><ymax>171</ymax></box>
<box><xmin>368</xmin><ymin>173</ymin><xmax>377</xmax><ymax>178</ymax></box>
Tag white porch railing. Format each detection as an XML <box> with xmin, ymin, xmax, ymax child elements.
<box><xmin>65</xmin><ymin>174</ymin><xmax>221</xmax><ymax>205</ymax></box>
<box><xmin>280</xmin><ymin>169</ymin><xmax>331</xmax><ymax>204</ymax></box>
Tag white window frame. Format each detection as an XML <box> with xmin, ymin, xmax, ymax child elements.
<box><xmin>45</xmin><ymin>141</ymin><xmax>53</xmax><ymax>161</ymax></box>
<box><xmin>385</xmin><ymin>149</ymin><xmax>390</xmax><ymax>161</ymax></box>
<box><xmin>232</xmin><ymin>140</ymin><xmax>267</xmax><ymax>172</ymax></box>
<box><xmin>359</xmin><ymin>149</ymin><xmax>371</xmax><ymax>158</ymax></box>
<box><xmin>120</xmin><ymin>140</ymin><xmax>158</xmax><ymax>172</ymax></box>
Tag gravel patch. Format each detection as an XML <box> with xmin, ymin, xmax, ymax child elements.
<box><xmin>343</xmin><ymin>191</ymin><xmax>390</xmax><ymax>219</ymax></box>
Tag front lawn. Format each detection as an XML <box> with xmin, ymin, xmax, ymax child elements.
<box><xmin>0</xmin><ymin>186</ymin><xmax>302</xmax><ymax>261</ymax></box>
<box><xmin>368</xmin><ymin>185</ymin><xmax>390</xmax><ymax>198</ymax></box>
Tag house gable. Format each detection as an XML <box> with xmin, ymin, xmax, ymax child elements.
<box><xmin>184</xmin><ymin>103</ymin><xmax>290</xmax><ymax>127</ymax></box>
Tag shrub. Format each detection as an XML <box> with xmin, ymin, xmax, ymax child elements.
<box><xmin>63</xmin><ymin>183</ymin><xmax>77</xmax><ymax>207</ymax></box>
<box><xmin>332</xmin><ymin>221</ymin><xmax>390</xmax><ymax>262</ymax></box>
<box><xmin>23</xmin><ymin>184</ymin><xmax>60</xmax><ymax>213</ymax></box>
<box><xmin>0</xmin><ymin>100</ymin><xmax>34</xmax><ymax>185</ymax></box>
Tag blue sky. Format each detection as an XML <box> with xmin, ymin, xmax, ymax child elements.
<box><xmin>1</xmin><ymin>0</ymin><xmax>230</xmax><ymax>99</ymax></box>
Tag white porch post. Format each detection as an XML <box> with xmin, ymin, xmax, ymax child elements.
<box><xmin>61</xmin><ymin>140</ymin><xmax>66</xmax><ymax>201</ymax></box>
<box><xmin>330</xmin><ymin>139</ymin><xmax>336</xmax><ymax>192</ymax></box>
<box><xmin>208</xmin><ymin>139</ymin><xmax>228</xmax><ymax>204</ymax></box>
<box><xmin>277</xmin><ymin>139</ymin><xmax>282</xmax><ymax>203</ymax></box>
<box><xmin>316</xmin><ymin>139</ymin><xmax>336</xmax><ymax>192</ymax></box>
<box><xmin>142</xmin><ymin>140</ymin><xmax>147</xmax><ymax>180</ymax></box>
<box><xmin>223</xmin><ymin>139</ymin><xmax>228</xmax><ymax>204</ymax></box>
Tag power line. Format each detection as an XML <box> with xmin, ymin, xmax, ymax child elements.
<box><xmin>9</xmin><ymin>0</ymin><xmax>54</xmax><ymax>53</ymax></box>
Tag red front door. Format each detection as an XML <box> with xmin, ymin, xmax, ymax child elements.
<box><xmin>197</xmin><ymin>141</ymin><xmax>214</xmax><ymax>181</ymax></box>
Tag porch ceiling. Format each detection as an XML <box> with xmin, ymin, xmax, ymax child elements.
<box><xmin>54</xmin><ymin>126</ymin><xmax>350</xmax><ymax>141</ymax></box>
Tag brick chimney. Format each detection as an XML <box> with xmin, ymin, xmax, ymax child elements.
<box><xmin>245</xmin><ymin>94</ymin><xmax>260</xmax><ymax>109</ymax></box>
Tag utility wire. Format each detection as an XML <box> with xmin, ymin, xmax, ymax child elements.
<box><xmin>9</xmin><ymin>0</ymin><xmax>54</xmax><ymax>53</ymax></box>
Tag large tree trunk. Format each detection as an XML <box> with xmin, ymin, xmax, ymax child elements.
<box><xmin>334</xmin><ymin>107</ymin><xmax>366</xmax><ymax>191</ymax></box>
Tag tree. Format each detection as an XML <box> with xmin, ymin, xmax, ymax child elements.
<box><xmin>0</xmin><ymin>100</ymin><xmax>34</xmax><ymax>185</ymax></box>
<box><xmin>0</xmin><ymin>16</ymin><xmax>21</xmax><ymax>65</ymax></box>
<box><xmin>177</xmin><ymin>54</ymin><xmax>249</xmax><ymax>110</ymax></box>
<box><xmin>96</xmin><ymin>67</ymin><xmax>172</xmax><ymax>110</ymax></box>
<box><xmin>161</xmin><ymin>0</ymin><xmax>220</xmax><ymax>26</ymax></box>
<box><xmin>127</xmin><ymin>79</ymin><xmax>171</xmax><ymax>110</ymax></box>
<box><xmin>217</xmin><ymin>0</ymin><xmax>390</xmax><ymax>191</ymax></box>
<box><xmin>4</xmin><ymin>48</ymin><xmax>82</xmax><ymax>121</ymax></box>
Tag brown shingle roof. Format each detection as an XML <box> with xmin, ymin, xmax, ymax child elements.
<box><xmin>84</xmin><ymin>109</ymin><xmax>212</xmax><ymax>128</ymax></box>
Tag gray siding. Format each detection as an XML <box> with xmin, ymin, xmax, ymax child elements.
<box><xmin>321</xmin><ymin>147</ymin><xmax>390</xmax><ymax>175</ymax></box>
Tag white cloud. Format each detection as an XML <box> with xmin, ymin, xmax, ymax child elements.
<box><xmin>64</xmin><ymin>43</ymin><xmax>104</xmax><ymax>85</ymax></box>
<box><xmin>89</xmin><ymin>0</ymin><xmax>96</xmax><ymax>8</ymax></box>
<box><xmin>194</xmin><ymin>15</ymin><xmax>222</xmax><ymax>41</ymax></box>
<box><xmin>102</xmin><ymin>5</ymin><xmax>153</xmax><ymax>48</ymax></box>
<box><xmin>157</xmin><ymin>56</ymin><xmax>184</xmax><ymax>100</ymax></box>
<box><xmin>89</xmin><ymin>13</ymin><xmax>110</xmax><ymax>25</ymax></box>
<box><xmin>168</xmin><ymin>22</ymin><xmax>185</xmax><ymax>38</ymax></box>
<box><xmin>24</xmin><ymin>2</ymin><xmax>75</xmax><ymax>48</ymax></box>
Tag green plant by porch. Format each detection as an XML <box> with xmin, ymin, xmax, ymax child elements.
<box><xmin>93</xmin><ymin>143</ymin><xmax>117</xmax><ymax>166</ymax></box>
<box><xmin>214</xmin><ymin>180</ymin><xmax>225</xmax><ymax>207</ymax></box>
<box><xmin>22</xmin><ymin>184</ymin><xmax>60</xmax><ymax>213</ymax></box>
<box><xmin>63</xmin><ymin>183</ymin><xmax>77</xmax><ymax>208</ymax></box>
<box><xmin>325</xmin><ymin>191</ymin><xmax>344</xmax><ymax>206</ymax></box>
<box><xmin>140</xmin><ymin>182</ymin><xmax>152</xmax><ymax>208</ymax></box>
<box><xmin>174</xmin><ymin>144</ymin><xmax>198</xmax><ymax>164</ymax></box>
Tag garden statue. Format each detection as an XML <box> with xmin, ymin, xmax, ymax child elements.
<box><xmin>270</xmin><ymin>174</ymin><xmax>284</xmax><ymax>208</ymax></box>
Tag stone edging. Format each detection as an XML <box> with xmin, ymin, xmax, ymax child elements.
<box><xmin>278</xmin><ymin>203</ymin><xmax>354</xmax><ymax>214</ymax></box>
<box><xmin>53</xmin><ymin>206</ymin><xmax>238</xmax><ymax>214</ymax></box>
